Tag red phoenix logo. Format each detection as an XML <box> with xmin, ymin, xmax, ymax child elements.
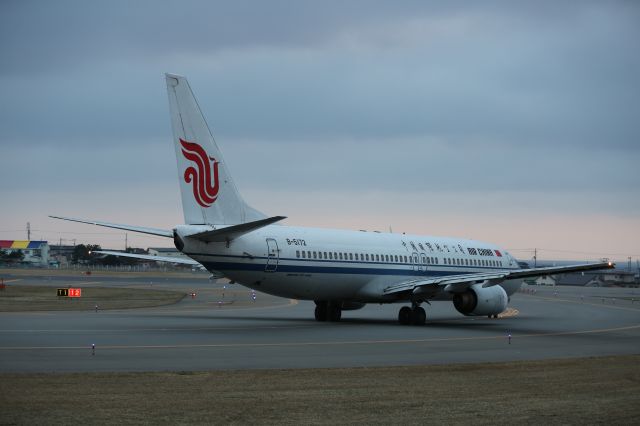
<box><xmin>180</xmin><ymin>139</ymin><xmax>220</xmax><ymax>207</ymax></box>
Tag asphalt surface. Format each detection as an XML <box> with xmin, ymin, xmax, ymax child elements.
<box><xmin>1</xmin><ymin>270</ymin><xmax>639</xmax><ymax>372</ymax></box>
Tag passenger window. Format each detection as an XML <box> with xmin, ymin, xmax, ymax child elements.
<box><xmin>296</xmin><ymin>250</ymin><xmax>300</xmax><ymax>258</ymax></box>
<box><xmin>301</xmin><ymin>251</ymin><xmax>306</xmax><ymax>259</ymax></box>
<box><xmin>349</xmin><ymin>253</ymin><xmax>353</xmax><ymax>261</ymax></box>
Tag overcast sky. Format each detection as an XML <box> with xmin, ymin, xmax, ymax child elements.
<box><xmin>1</xmin><ymin>1</ymin><xmax>638</xmax><ymax>261</ymax></box>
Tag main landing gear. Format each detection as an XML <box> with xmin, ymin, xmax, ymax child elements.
<box><xmin>398</xmin><ymin>303</ymin><xmax>426</xmax><ymax>326</ymax></box>
<box><xmin>314</xmin><ymin>301</ymin><xmax>342</xmax><ymax>322</ymax></box>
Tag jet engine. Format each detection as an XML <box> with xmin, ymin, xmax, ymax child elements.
<box><xmin>452</xmin><ymin>284</ymin><xmax>508</xmax><ymax>316</ymax></box>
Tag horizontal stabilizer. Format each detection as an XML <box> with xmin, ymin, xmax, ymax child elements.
<box><xmin>185</xmin><ymin>216</ymin><xmax>286</xmax><ymax>242</ymax></box>
<box><xmin>49</xmin><ymin>216</ymin><xmax>173</xmax><ymax>238</ymax></box>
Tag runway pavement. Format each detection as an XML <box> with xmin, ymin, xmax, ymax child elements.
<box><xmin>1</xmin><ymin>270</ymin><xmax>639</xmax><ymax>372</ymax></box>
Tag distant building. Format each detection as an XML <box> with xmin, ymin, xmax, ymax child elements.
<box><xmin>524</xmin><ymin>275</ymin><xmax>557</xmax><ymax>286</ymax></box>
<box><xmin>49</xmin><ymin>244</ymin><xmax>76</xmax><ymax>266</ymax></box>
<box><xmin>555</xmin><ymin>270</ymin><xmax>637</xmax><ymax>287</ymax></box>
<box><xmin>0</xmin><ymin>240</ymin><xmax>50</xmax><ymax>266</ymax></box>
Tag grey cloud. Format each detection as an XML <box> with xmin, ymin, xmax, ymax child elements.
<box><xmin>0</xmin><ymin>1</ymin><xmax>638</xmax><ymax>220</ymax></box>
<box><xmin>2</xmin><ymin>1</ymin><xmax>630</xmax><ymax>74</ymax></box>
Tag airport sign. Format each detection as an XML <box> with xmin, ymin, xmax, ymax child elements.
<box><xmin>57</xmin><ymin>288</ymin><xmax>82</xmax><ymax>297</ymax></box>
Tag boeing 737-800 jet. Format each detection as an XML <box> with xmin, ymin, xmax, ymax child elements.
<box><xmin>51</xmin><ymin>74</ymin><xmax>613</xmax><ymax>325</ymax></box>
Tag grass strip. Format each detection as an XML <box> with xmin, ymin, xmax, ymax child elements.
<box><xmin>0</xmin><ymin>285</ymin><xmax>186</xmax><ymax>311</ymax></box>
<box><xmin>1</xmin><ymin>355</ymin><xmax>638</xmax><ymax>425</ymax></box>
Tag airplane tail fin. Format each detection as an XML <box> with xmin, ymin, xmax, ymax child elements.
<box><xmin>165</xmin><ymin>73</ymin><xmax>266</xmax><ymax>225</ymax></box>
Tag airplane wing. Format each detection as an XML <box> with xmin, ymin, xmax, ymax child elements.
<box><xmin>93</xmin><ymin>250</ymin><xmax>201</xmax><ymax>266</ymax></box>
<box><xmin>49</xmin><ymin>215</ymin><xmax>173</xmax><ymax>238</ymax></box>
<box><xmin>384</xmin><ymin>261</ymin><xmax>615</xmax><ymax>296</ymax></box>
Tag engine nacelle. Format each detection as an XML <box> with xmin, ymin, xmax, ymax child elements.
<box><xmin>452</xmin><ymin>284</ymin><xmax>508</xmax><ymax>316</ymax></box>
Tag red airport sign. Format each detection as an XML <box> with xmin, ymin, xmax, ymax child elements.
<box><xmin>57</xmin><ymin>288</ymin><xmax>82</xmax><ymax>297</ymax></box>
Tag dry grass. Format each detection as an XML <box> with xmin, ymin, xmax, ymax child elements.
<box><xmin>0</xmin><ymin>285</ymin><xmax>186</xmax><ymax>312</ymax></box>
<box><xmin>1</xmin><ymin>355</ymin><xmax>638</xmax><ymax>425</ymax></box>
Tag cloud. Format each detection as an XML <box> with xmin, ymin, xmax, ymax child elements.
<box><xmin>0</xmin><ymin>1</ymin><xmax>638</xmax><ymax>256</ymax></box>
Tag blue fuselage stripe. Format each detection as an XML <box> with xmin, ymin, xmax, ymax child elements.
<box><xmin>187</xmin><ymin>252</ymin><xmax>510</xmax><ymax>276</ymax></box>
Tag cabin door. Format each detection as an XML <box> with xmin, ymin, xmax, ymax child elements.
<box><xmin>265</xmin><ymin>238</ymin><xmax>279</xmax><ymax>272</ymax></box>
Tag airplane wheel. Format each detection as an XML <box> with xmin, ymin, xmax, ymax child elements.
<box><xmin>314</xmin><ymin>303</ymin><xmax>328</xmax><ymax>321</ymax></box>
<box><xmin>398</xmin><ymin>306</ymin><xmax>412</xmax><ymax>325</ymax></box>
<box><xmin>412</xmin><ymin>307</ymin><xmax>426</xmax><ymax>325</ymax></box>
<box><xmin>328</xmin><ymin>304</ymin><xmax>342</xmax><ymax>322</ymax></box>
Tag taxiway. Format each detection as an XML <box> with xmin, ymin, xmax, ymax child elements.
<box><xmin>1</xmin><ymin>271</ymin><xmax>638</xmax><ymax>372</ymax></box>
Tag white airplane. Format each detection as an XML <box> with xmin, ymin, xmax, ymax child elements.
<box><xmin>51</xmin><ymin>74</ymin><xmax>614</xmax><ymax>325</ymax></box>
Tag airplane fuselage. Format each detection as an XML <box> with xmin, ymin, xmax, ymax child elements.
<box><xmin>177</xmin><ymin>224</ymin><xmax>523</xmax><ymax>303</ymax></box>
